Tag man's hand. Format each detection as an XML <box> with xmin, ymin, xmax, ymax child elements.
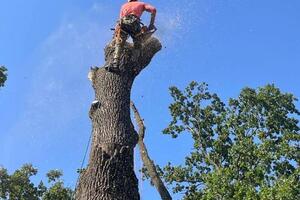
<box><xmin>148</xmin><ymin>24</ymin><xmax>156</xmax><ymax>31</ymax></box>
<box><xmin>149</xmin><ymin>12</ymin><xmax>156</xmax><ymax>31</ymax></box>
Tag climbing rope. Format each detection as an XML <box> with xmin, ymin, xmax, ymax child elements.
<box><xmin>73</xmin><ymin>130</ymin><xmax>93</xmax><ymax>198</ymax></box>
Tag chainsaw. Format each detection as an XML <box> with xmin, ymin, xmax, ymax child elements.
<box><xmin>136</xmin><ymin>25</ymin><xmax>157</xmax><ymax>41</ymax></box>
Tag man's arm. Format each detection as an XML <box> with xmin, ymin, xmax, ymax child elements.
<box><xmin>120</xmin><ymin>4</ymin><xmax>125</xmax><ymax>18</ymax></box>
<box><xmin>144</xmin><ymin>4</ymin><xmax>157</xmax><ymax>29</ymax></box>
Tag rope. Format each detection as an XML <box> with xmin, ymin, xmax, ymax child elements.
<box><xmin>73</xmin><ymin>130</ymin><xmax>93</xmax><ymax>198</ymax></box>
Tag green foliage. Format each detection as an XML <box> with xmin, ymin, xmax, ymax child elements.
<box><xmin>8</xmin><ymin>164</ymin><xmax>40</xmax><ymax>200</ymax></box>
<box><xmin>0</xmin><ymin>66</ymin><xmax>7</xmax><ymax>87</ymax></box>
<box><xmin>161</xmin><ymin>82</ymin><xmax>300</xmax><ymax>200</ymax></box>
<box><xmin>43</xmin><ymin>182</ymin><xmax>73</xmax><ymax>200</ymax></box>
<box><xmin>44</xmin><ymin>170</ymin><xmax>73</xmax><ymax>200</ymax></box>
<box><xmin>46</xmin><ymin>170</ymin><xmax>63</xmax><ymax>183</ymax></box>
<box><xmin>0</xmin><ymin>167</ymin><xmax>9</xmax><ymax>199</ymax></box>
<box><xmin>0</xmin><ymin>164</ymin><xmax>73</xmax><ymax>200</ymax></box>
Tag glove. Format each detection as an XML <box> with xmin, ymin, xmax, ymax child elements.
<box><xmin>148</xmin><ymin>24</ymin><xmax>156</xmax><ymax>31</ymax></box>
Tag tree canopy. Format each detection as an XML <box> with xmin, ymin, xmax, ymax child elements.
<box><xmin>0</xmin><ymin>164</ymin><xmax>73</xmax><ymax>200</ymax></box>
<box><xmin>0</xmin><ymin>66</ymin><xmax>7</xmax><ymax>87</ymax></box>
<box><xmin>160</xmin><ymin>82</ymin><xmax>300</xmax><ymax>200</ymax></box>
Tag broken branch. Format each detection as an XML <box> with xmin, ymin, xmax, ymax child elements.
<box><xmin>130</xmin><ymin>101</ymin><xmax>172</xmax><ymax>200</ymax></box>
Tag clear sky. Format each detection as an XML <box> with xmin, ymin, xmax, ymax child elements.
<box><xmin>1</xmin><ymin>0</ymin><xmax>300</xmax><ymax>199</ymax></box>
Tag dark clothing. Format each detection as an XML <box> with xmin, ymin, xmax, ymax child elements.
<box><xmin>112</xmin><ymin>15</ymin><xmax>142</xmax><ymax>67</ymax></box>
<box><xmin>120</xmin><ymin>15</ymin><xmax>142</xmax><ymax>37</ymax></box>
<box><xmin>118</xmin><ymin>15</ymin><xmax>142</xmax><ymax>45</ymax></box>
<box><xmin>117</xmin><ymin>15</ymin><xmax>142</xmax><ymax>45</ymax></box>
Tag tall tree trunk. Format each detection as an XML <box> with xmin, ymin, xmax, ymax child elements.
<box><xmin>75</xmin><ymin>37</ymin><xmax>162</xmax><ymax>200</ymax></box>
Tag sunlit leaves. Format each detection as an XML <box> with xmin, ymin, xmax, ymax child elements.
<box><xmin>44</xmin><ymin>169</ymin><xmax>73</xmax><ymax>200</ymax></box>
<box><xmin>0</xmin><ymin>164</ymin><xmax>73</xmax><ymax>200</ymax></box>
<box><xmin>161</xmin><ymin>82</ymin><xmax>300</xmax><ymax>200</ymax></box>
<box><xmin>46</xmin><ymin>170</ymin><xmax>63</xmax><ymax>183</ymax></box>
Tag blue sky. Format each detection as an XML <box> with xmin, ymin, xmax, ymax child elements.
<box><xmin>1</xmin><ymin>0</ymin><xmax>300</xmax><ymax>199</ymax></box>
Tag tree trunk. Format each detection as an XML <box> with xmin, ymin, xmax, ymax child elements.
<box><xmin>75</xmin><ymin>37</ymin><xmax>162</xmax><ymax>200</ymax></box>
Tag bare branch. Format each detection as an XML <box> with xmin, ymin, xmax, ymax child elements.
<box><xmin>130</xmin><ymin>101</ymin><xmax>172</xmax><ymax>200</ymax></box>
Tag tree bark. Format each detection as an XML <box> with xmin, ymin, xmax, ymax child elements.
<box><xmin>75</xmin><ymin>37</ymin><xmax>161</xmax><ymax>200</ymax></box>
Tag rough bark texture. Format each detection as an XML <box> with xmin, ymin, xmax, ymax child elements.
<box><xmin>75</xmin><ymin>37</ymin><xmax>161</xmax><ymax>200</ymax></box>
<box><xmin>131</xmin><ymin>102</ymin><xmax>172</xmax><ymax>200</ymax></box>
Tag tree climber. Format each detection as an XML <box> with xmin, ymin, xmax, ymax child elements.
<box><xmin>107</xmin><ymin>0</ymin><xmax>157</xmax><ymax>72</ymax></box>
